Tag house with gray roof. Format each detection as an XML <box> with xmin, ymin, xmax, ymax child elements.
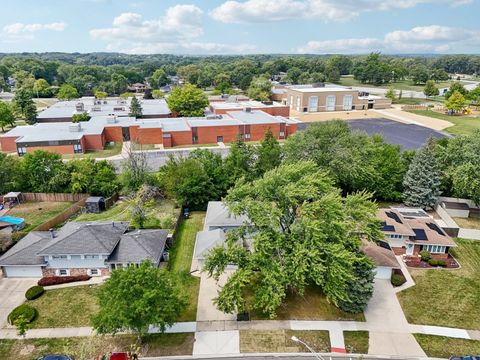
<box><xmin>0</xmin><ymin>221</ymin><xmax>169</xmax><ymax>278</ymax></box>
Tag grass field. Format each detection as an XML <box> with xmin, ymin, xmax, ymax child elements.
<box><xmin>398</xmin><ymin>238</ymin><xmax>480</xmax><ymax>330</ymax></box>
<box><xmin>167</xmin><ymin>212</ymin><xmax>205</xmax><ymax>321</ymax></box>
<box><xmin>74</xmin><ymin>199</ymin><xmax>180</xmax><ymax>231</ymax></box>
<box><xmin>406</xmin><ymin>109</ymin><xmax>480</xmax><ymax>135</ymax></box>
<box><xmin>240</xmin><ymin>330</ymin><xmax>330</xmax><ymax>353</ymax></box>
<box><xmin>28</xmin><ymin>285</ymin><xmax>99</xmax><ymax>328</ymax></box>
<box><xmin>337</xmin><ymin>76</ymin><xmax>455</xmax><ymax>92</ymax></box>
<box><xmin>0</xmin><ymin>333</ymin><xmax>194</xmax><ymax>360</ymax></box>
<box><xmin>249</xmin><ymin>285</ymin><xmax>365</xmax><ymax>321</ymax></box>
<box><xmin>453</xmin><ymin>217</ymin><xmax>480</xmax><ymax>229</ymax></box>
<box><xmin>62</xmin><ymin>143</ymin><xmax>122</xmax><ymax>159</ymax></box>
<box><xmin>414</xmin><ymin>334</ymin><xmax>480</xmax><ymax>358</ymax></box>
<box><xmin>344</xmin><ymin>331</ymin><xmax>369</xmax><ymax>354</ymax></box>
<box><xmin>6</xmin><ymin>201</ymin><xmax>73</xmax><ymax>232</ymax></box>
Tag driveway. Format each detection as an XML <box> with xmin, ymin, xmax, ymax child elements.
<box><xmin>196</xmin><ymin>271</ymin><xmax>236</xmax><ymax>322</ymax></box>
<box><xmin>0</xmin><ymin>278</ymin><xmax>37</xmax><ymax>327</ymax></box>
<box><xmin>365</xmin><ymin>279</ymin><xmax>426</xmax><ymax>357</ymax></box>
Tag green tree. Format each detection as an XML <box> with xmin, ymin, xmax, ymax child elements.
<box><xmin>92</xmin><ymin>261</ymin><xmax>186</xmax><ymax>339</ymax></box>
<box><xmin>110</xmin><ymin>73</ymin><xmax>129</xmax><ymax>95</ymax></box>
<box><xmin>129</xmin><ymin>97</ymin><xmax>143</xmax><ymax>118</ymax></box>
<box><xmin>72</xmin><ymin>113</ymin><xmax>91</xmax><ymax>123</ymax></box>
<box><xmin>0</xmin><ymin>101</ymin><xmax>15</xmax><ymax>132</ymax></box>
<box><xmin>33</xmin><ymin>79</ymin><xmax>51</xmax><ymax>98</ymax></box>
<box><xmin>254</xmin><ymin>129</ymin><xmax>282</xmax><ymax>177</ymax></box>
<box><xmin>286</xmin><ymin>67</ymin><xmax>302</xmax><ymax>84</ymax></box>
<box><xmin>247</xmin><ymin>76</ymin><xmax>272</xmax><ymax>101</ymax></box>
<box><xmin>204</xmin><ymin>161</ymin><xmax>380</xmax><ymax>318</ymax></box>
<box><xmin>13</xmin><ymin>88</ymin><xmax>37</xmax><ymax>125</ymax></box>
<box><xmin>57</xmin><ymin>84</ymin><xmax>79</xmax><ymax>100</ymax></box>
<box><xmin>424</xmin><ymin>80</ymin><xmax>439</xmax><ymax>97</ymax></box>
<box><xmin>214</xmin><ymin>73</ymin><xmax>232</xmax><ymax>94</ymax></box>
<box><xmin>150</xmin><ymin>69</ymin><xmax>168</xmax><ymax>88</ymax></box>
<box><xmin>177</xmin><ymin>64</ymin><xmax>201</xmax><ymax>85</ymax></box>
<box><xmin>338</xmin><ymin>256</ymin><xmax>375</xmax><ymax>313</ymax></box>
<box><xmin>403</xmin><ymin>139</ymin><xmax>442</xmax><ymax>209</ymax></box>
<box><xmin>445</xmin><ymin>82</ymin><xmax>467</xmax><ymax>100</ymax></box>
<box><xmin>20</xmin><ymin>150</ymin><xmax>69</xmax><ymax>193</ymax></box>
<box><xmin>0</xmin><ymin>153</ymin><xmax>21</xmax><ymax>194</ymax></box>
<box><xmin>223</xmin><ymin>137</ymin><xmax>255</xmax><ymax>184</ymax></box>
<box><xmin>411</xmin><ymin>66</ymin><xmax>430</xmax><ymax>85</ymax></box>
<box><xmin>152</xmin><ymin>89</ymin><xmax>165</xmax><ymax>99</ymax></box>
<box><xmin>94</xmin><ymin>90</ymin><xmax>108</xmax><ymax>99</ymax></box>
<box><xmin>445</xmin><ymin>90</ymin><xmax>466</xmax><ymax>113</ymax></box>
<box><xmin>385</xmin><ymin>87</ymin><xmax>397</xmax><ymax>101</ymax></box>
<box><xmin>166</xmin><ymin>84</ymin><xmax>208</xmax><ymax>117</ymax></box>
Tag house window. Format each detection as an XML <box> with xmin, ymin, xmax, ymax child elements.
<box><xmin>58</xmin><ymin>269</ymin><xmax>69</xmax><ymax>276</ymax></box>
<box><xmin>245</xmin><ymin>133</ymin><xmax>251</xmax><ymax>141</ymax></box>
<box><xmin>279</xmin><ymin>131</ymin><xmax>285</xmax><ymax>139</ymax></box>
<box><xmin>343</xmin><ymin>95</ymin><xmax>353</xmax><ymax>111</ymax></box>
<box><xmin>73</xmin><ymin>144</ymin><xmax>82</xmax><ymax>154</ymax></box>
<box><xmin>422</xmin><ymin>245</ymin><xmax>447</xmax><ymax>254</ymax></box>
<box><xmin>217</xmin><ymin>136</ymin><xmax>223</xmax><ymax>143</ymax></box>
<box><xmin>17</xmin><ymin>147</ymin><xmax>27</xmax><ymax>156</ymax></box>
<box><xmin>52</xmin><ymin>255</ymin><xmax>67</xmax><ymax>260</ymax></box>
<box><xmin>295</xmin><ymin>96</ymin><xmax>300</xmax><ymax>111</ymax></box>
<box><xmin>84</xmin><ymin>255</ymin><xmax>99</xmax><ymax>260</ymax></box>
<box><xmin>89</xmin><ymin>269</ymin><xmax>99</xmax><ymax>276</ymax></box>
<box><xmin>389</xmin><ymin>234</ymin><xmax>403</xmax><ymax>239</ymax></box>
<box><xmin>308</xmin><ymin>96</ymin><xmax>319</xmax><ymax>112</ymax></box>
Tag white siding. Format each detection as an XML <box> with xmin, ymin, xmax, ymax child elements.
<box><xmin>47</xmin><ymin>254</ymin><xmax>108</xmax><ymax>269</ymax></box>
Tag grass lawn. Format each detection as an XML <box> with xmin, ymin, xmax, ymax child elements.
<box><xmin>0</xmin><ymin>333</ymin><xmax>194</xmax><ymax>360</ymax></box>
<box><xmin>398</xmin><ymin>238</ymin><xmax>480</xmax><ymax>330</ymax></box>
<box><xmin>249</xmin><ymin>285</ymin><xmax>365</xmax><ymax>321</ymax></box>
<box><xmin>173</xmin><ymin>143</ymin><xmax>218</xmax><ymax>149</ymax></box>
<box><xmin>240</xmin><ymin>330</ymin><xmax>330</xmax><ymax>353</ymax></box>
<box><xmin>63</xmin><ymin>143</ymin><xmax>122</xmax><ymax>160</ymax></box>
<box><xmin>344</xmin><ymin>331</ymin><xmax>369</xmax><ymax>354</ymax></box>
<box><xmin>406</xmin><ymin>109</ymin><xmax>480</xmax><ymax>136</ymax></box>
<box><xmin>337</xmin><ymin>76</ymin><xmax>456</xmax><ymax>92</ymax></box>
<box><xmin>453</xmin><ymin>217</ymin><xmax>480</xmax><ymax>229</ymax></box>
<box><xmin>28</xmin><ymin>285</ymin><xmax>99</xmax><ymax>328</ymax></box>
<box><xmin>167</xmin><ymin>212</ymin><xmax>205</xmax><ymax>321</ymax></box>
<box><xmin>74</xmin><ymin>199</ymin><xmax>181</xmax><ymax>231</ymax></box>
<box><xmin>414</xmin><ymin>334</ymin><xmax>480</xmax><ymax>359</ymax></box>
<box><xmin>6</xmin><ymin>201</ymin><xmax>73</xmax><ymax>232</ymax></box>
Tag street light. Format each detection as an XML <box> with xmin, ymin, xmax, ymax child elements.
<box><xmin>291</xmin><ymin>335</ymin><xmax>326</xmax><ymax>360</ymax></box>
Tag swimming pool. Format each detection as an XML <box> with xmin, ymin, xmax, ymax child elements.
<box><xmin>0</xmin><ymin>216</ymin><xmax>25</xmax><ymax>225</ymax></box>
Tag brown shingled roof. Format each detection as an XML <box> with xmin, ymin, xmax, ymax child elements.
<box><xmin>361</xmin><ymin>241</ymin><xmax>400</xmax><ymax>268</ymax></box>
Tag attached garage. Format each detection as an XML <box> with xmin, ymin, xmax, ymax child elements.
<box><xmin>374</xmin><ymin>266</ymin><xmax>394</xmax><ymax>280</ymax></box>
<box><xmin>361</xmin><ymin>241</ymin><xmax>400</xmax><ymax>280</ymax></box>
<box><xmin>3</xmin><ymin>266</ymin><xmax>43</xmax><ymax>278</ymax></box>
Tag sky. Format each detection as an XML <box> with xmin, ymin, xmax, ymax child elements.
<box><xmin>0</xmin><ymin>0</ymin><xmax>479</xmax><ymax>55</ymax></box>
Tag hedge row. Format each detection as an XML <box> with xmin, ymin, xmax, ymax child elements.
<box><xmin>25</xmin><ymin>286</ymin><xmax>45</xmax><ymax>300</ymax></box>
<box><xmin>38</xmin><ymin>275</ymin><xmax>91</xmax><ymax>286</ymax></box>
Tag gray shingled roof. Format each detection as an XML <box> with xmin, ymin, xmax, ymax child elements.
<box><xmin>204</xmin><ymin>201</ymin><xmax>249</xmax><ymax>230</ymax></box>
<box><xmin>108</xmin><ymin>229</ymin><xmax>169</xmax><ymax>265</ymax></box>
<box><xmin>193</xmin><ymin>229</ymin><xmax>226</xmax><ymax>260</ymax></box>
<box><xmin>37</xmin><ymin>221</ymin><xmax>129</xmax><ymax>256</ymax></box>
<box><xmin>0</xmin><ymin>232</ymin><xmax>50</xmax><ymax>266</ymax></box>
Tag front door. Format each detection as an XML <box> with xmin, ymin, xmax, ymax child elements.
<box><xmin>406</xmin><ymin>243</ymin><xmax>414</xmax><ymax>256</ymax></box>
<box><xmin>122</xmin><ymin>127</ymin><xmax>130</xmax><ymax>141</ymax></box>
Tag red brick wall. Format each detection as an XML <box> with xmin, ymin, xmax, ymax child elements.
<box><xmin>135</xmin><ymin>128</ymin><xmax>163</xmax><ymax>144</ymax></box>
<box><xmin>0</xmin><ymin>136</ymin><xmax>18</xmax><ymax>152</ymax></box>
<box><xmin>104</xmin><ymin>126</ymin><xmax>123</xmax><ymax>143</ymax></box>
<box><xmin>171</xmin><ymin>131</ymin><xmax>193</xmax><ymax>146</ymax></box>
<box><xmin>197</xmin><ymin>125</ymin><xmax>240</xmax><ymax>144</ymax></box>
<box><xmin>286</xmin><ymin>124</ymin><xmax>297</xmax><ymax>137</ymax></box>
<box><xmin>83</xmin><ymin>134</ymin><xmax>105</xmax><ymax>151</ymax></box>
<box><xmin>249</xmin><ymin>124</ymin><xmax>281</xmax><ymax>141</ymax></box>
<box><xmin>27</xmin><ymin>145</ymin><xmax>75</xmax><ymax>154</ymax></box>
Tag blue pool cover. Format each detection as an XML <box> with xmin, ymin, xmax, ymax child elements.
<box><xmin>0</xmin><ymin>216</ymin><xmax>25</xmax><ymax>225</ymax></box>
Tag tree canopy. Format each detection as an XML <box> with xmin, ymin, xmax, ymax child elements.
<box><xmin>166</xmin><ymin>84</ymin><xmax>208</xmax><ymax>117</ymax></box>
<box><xmin>57</xmin><ymin>84</ymin><xmax>79</xmax><ymax>100</ymax></box>
<box><xmin>0</xmin><ymin>101</ymin><xmax>15</xmax><ymax>132</ymax></box>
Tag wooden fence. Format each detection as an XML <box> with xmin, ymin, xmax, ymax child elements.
<box><xmin>34</xmin><ymin>196</ymin><xmax>88</xmax><ymax>231</ymax></box>
<box><xmin>22</xmin><ymin>192</ymin><xmax>88</xmax><ymax>203</ymax></box>
<box><xmin>105</xmin><ymin>193</ymin><xmax>119</xmax><ymax>209</ymax></box>
<box><xmin>401</xmin><ymin>105</ymin><xmax>446</xmax><ymax>112</ymax></box>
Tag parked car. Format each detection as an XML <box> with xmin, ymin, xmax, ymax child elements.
<box><xmin>449</xmin><ymin>356</ymin><xmax>480</xmax><ymax>360</ymax></box>
<box><xmin>36</xmin><ymin>356</ymin><xmax>74</xmax><ymax>360</ymax></box>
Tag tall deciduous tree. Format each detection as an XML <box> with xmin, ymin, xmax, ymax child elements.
<box><xmin>204</xmin><ymin>161</ymin><xmax>380</xmax><ymax>318</ymax></box>
<box><xmin>403</xmin><ymin>139</ymin><xmax>442</xmax><ymax>209</ymax></box>
<box><xmin>129</xmin><ymin>97</ymin><xmax>143</xmax><ymax>118</ymax></box>
<box><xmin>92</xmin><ymin>261</ymin><xmax>186</xmax><ymax>339</ymax></box>
<box><xmin>247</xmin><ymin>76</ymin><xmax>272</xmax><ymax>101</ymax></box>
<box><xmin>223</xmin><ymin>137</ymin><xmax>255</xmax><ymax>184</ymax></box>
<box><xmin>445</xmin><ymin>90</ymin><xmax>466</xmax><ymax>113</ymax></box>
<box><xmin>166</xmin><ymin>84</ymin><xmax>208</xmax><ymax>117</ymax></box>
<box><xmin>0</xmin><ymin>101</ymin><xmax>15</xmax><ymax>132</ymax></box>
<box><xmin>424</xmin><ymin>80</ymin><xmax>439</xmax><ymax>97</ymax></box>
<box><xmin>57</xmin><ymin>84</ymin><xmax>79</xmax><ymax>100</ymax></box>
<box><xmin>254</xmin><ymin>129</ymin><xmax>282</xmax><ymax>177</ymax></box>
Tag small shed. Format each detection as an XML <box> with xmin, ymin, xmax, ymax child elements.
<box><xmin>2</xmin><ymin>192</ymin><xmax>24</xmax><ymax>206</ymax></box>
<box><xmin>85</xmin><ymin>197</ymin><xmax>106</xmax><ymax>214</ymax></box>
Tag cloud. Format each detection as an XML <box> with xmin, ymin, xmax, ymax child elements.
<box><xmin>3</xmin><ymin>22</ymin><xmax>66</xmax><ymax>34</ymax></box>
<box><xmin>296</xmin><ymin>25</ymin><xmax>480</xmax><ymax>54</ymax></box>
<box><xmin>210</xmin><ymin>0</ymin><xmax>472</xmax><ymax>23</ymax></box>
<box><xmin>91</xmin><ymin>5</ymin><xmax>256</xmax><ymax>54</ymax></box>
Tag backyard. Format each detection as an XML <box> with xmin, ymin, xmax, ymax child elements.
<box><xmin>406</xmin><ymin>109</ymin><xmax>480</xmax><ymax>135</ymax></box>
<box><xmin>6</xmin><ymin>201</ymin><xmax>73</xmax><ymax>232</ymax></box>
<box><xmin>240</xmin><ymin>330</ymin><xmax>330</xmax><ymax>353</ymax></box>
<box><xmin>0</xmin><ymin>333</ymin><xmax>194</xmax><ymax>360</ymax></box>
<box><xmin>414</xmin><ymin>334</ymin><xmax>480</xmax><ymax>359</ymax></box>
<box><xmin>398</xmin><ymin>238</ymin><xmax>480</xmax><ymax>330</ymax></box>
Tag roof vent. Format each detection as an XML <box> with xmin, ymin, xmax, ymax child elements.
<box><xmin>75</xmin><ymin>102</ymin><xmax>85</xmax><ymax>112</ymax></box>
<box><xmin>106</xmin><ymin>115</ymin><xmax>118</xmax><ymax>124</ymax></box>
<box><xmin>69</xmin><ymin>123</ymin><xmax>82</xmax><ymax>132</ymax></box>
<box><xmin>244</xmin><ymin>107</ymin><xmax>252</xmax><ymax>113</ymax></box>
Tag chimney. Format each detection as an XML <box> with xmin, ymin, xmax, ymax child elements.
<box><xmin>49</xmin><ymin>228</ymin><xmax>56</xmax><ymax>239</ymax></box>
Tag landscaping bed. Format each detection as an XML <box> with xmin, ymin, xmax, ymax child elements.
<box><xmin>240</xmin><ymin>330</ymin><xmax>330</xmax><ymax>353</ymax></box>
<box><xmin>398</xmin><ymin>238</ymin><xmax>480</xmax><ymax>330</ymax></box>
<box><xmin>0</xmin><ymin>333</ymin><xmax>194</xmax><ymax>360</ymax></box>
<box><xmin>344</xmin><ymin>331</ymin><xmax>369</xmax><ymax>354</ymax></box>
<box><xmin>404</xmin><ymin>255</ymin><xmax>459</xmax><ymax>269</ymax></box>
<box><xmin>414</xmin><ymin>334</ymin><xmax>480</xmax><ymax>359</ymax></box>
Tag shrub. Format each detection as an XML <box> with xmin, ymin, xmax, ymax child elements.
<box><xmin>391</xmin><ymin>273</ymin><xmax>407</xmax><ymax>287</ymax></box>
<box><xmin>429</xmin><ymin>259</ymin><xmax>446</xmax><ymax>267</ymax></box>
<box><xmin>420</xmin><ymin>250</ymin><xmax>431</xmax><ymax>262</ymax></box>
<box><xmin>38</xmin><ymin>275</ymin><xmax>91</xmax><ymax>286</ymax></box>
<box><xmin>7</xmin><ymin>304</ymin><xmax>37</xmax><ymax>325</ymax></box>
<box><xmin>25</xmin><ymin>286</ymin><xmax>45</xmax><ymax>300</ymax></box>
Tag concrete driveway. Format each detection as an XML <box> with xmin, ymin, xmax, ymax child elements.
<box><xmin>196</xmin><ymin>271</ymin><xmax>236</xmax><ymax>322</ymax></box>
<box><xmin>0</xmin><ymin>278</ymin><xmax>38</xmax><ymax>327</ymax></box>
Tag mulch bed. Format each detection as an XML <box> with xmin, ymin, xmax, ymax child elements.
<box><xmin>405</xmin><ymin>255</ymin><xmax>459</xmax><ymax>269</ymax></box>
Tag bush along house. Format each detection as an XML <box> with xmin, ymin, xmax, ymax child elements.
<box><xmin>378</xmin><ymin>207</ymin><xmax>456</xmax><ymax>260</ymax></box>
<box><xmin>0</xmin><ymin>221</ymin><xmax>169</xmax><ymax>278</ymax></box>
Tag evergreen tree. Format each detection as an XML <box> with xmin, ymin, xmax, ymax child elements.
<box><xmin>403</xmin><ymin>139</ymin><xmax>442</xmax><ymax>209</ymax></box>
<box><xmin>254</xmin><ymin>129</ymin><xmax>282</xmax><ymax>177</ymax></box>
<box><xmin>129</xmin><ymin>97</ymin><xmax>143</xmax><ymax>118</ymax></box>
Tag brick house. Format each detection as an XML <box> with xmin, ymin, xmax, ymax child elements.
<box><xmin>378</xmin><ymin>207</ymin><xmax>456</xmax><ymax>259</ymax></box>
<box><xmin>0</xmin><ymin>221</ymin><xmax>169</xmax><ymax>278</ymax></box>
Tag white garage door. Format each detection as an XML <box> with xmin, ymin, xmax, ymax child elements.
<box><xmin>374</xmin><ymin>266</ymin><xmax>392</xmax><ymax>280</ymax></box>
<box><xmin>3</xmin><ymin>266</ymin><xmax>43</xmax><ymax>278</ymax></box>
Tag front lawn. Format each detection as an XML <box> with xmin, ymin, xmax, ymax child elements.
<box><xmin>240</xmin><ymin>330</ymin><xmax>330</xmax><ymax>353</ymax></box>
<box><xmin>344</xmin><ymin>331</ymin><xmax>369</xmax><ymax>354</ymax></box>
<box><xmin>0</xmin><ymin>333</ymin><xmax>194</xmax><ymax>360</ymax></box>
<box><xmin>28</xmin><ymin>285</ymin><xmax>99</xmax><ymax>328</ymax></box>
<box><xmin>398</xmin><ymin>238</ymin><xmax>480</xmax><ymax>330</ymax></box>
<box><xmin>74</xmin><ymin>199</ymin><xmax>180</xmax><ymax>231</ymax></box>
<box><xmin>249</xmin><ymin>285</ymin><xmax>365</xmax><ymax>321</ymax></box>
<box><xmin>167</xmin><ymin>212</ymin><xmax>205</xmax><ymax>321</ymax></box>
<box><xmin>406</xmin><ymin>109</ymin><xmax>480</xmax><ymax>136</ymax></box>
<box><xmin>62</xmin><ymin>142</ymin><xmax>122</xmax><ymax>159</ymax></box>
<box><xmin>6</xmin><ymin>201</ymin><xmax>73</xmax><ymax>232</ymax></box>
<box><xmin>414</xmin><ymin>334</ymin><xmax>480</xmax><ymax>359</ymax></box>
